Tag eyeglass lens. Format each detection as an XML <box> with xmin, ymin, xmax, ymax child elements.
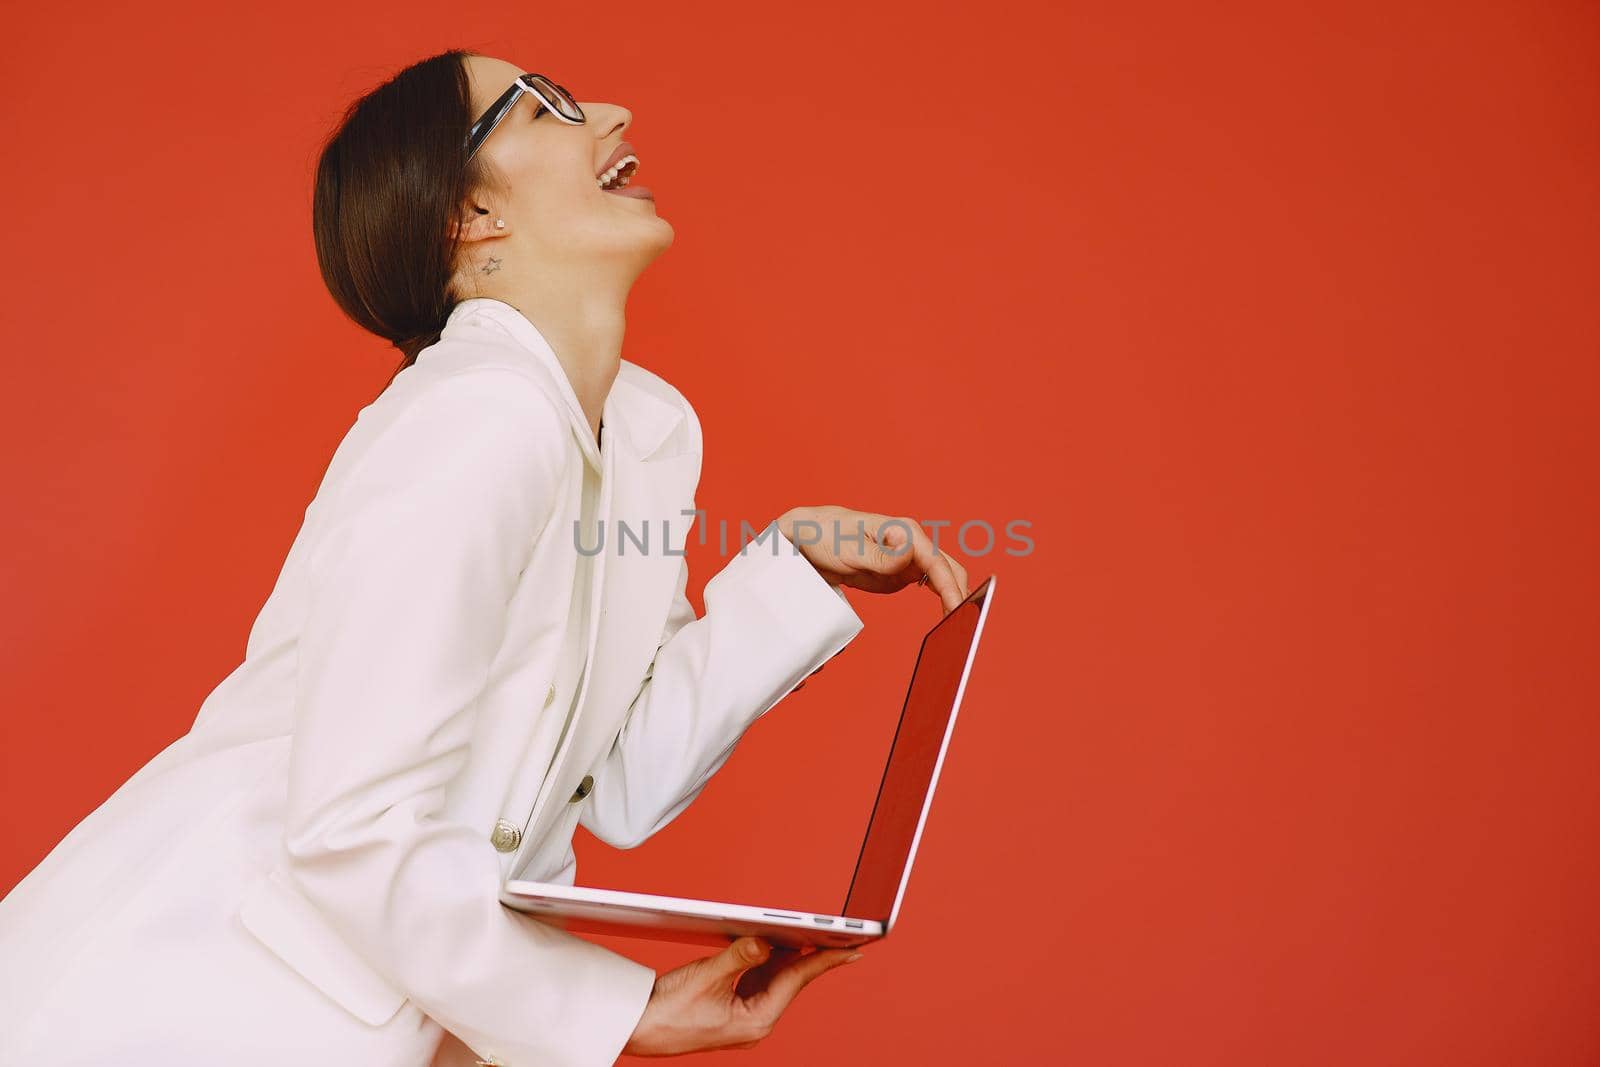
<box><xmin>526</xmin><ymin>75</ymin><xmax>583</xmax><ymax>121</ymax></box>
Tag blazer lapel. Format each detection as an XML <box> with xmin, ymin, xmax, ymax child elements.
<box><xmin>511</xmin><ymin>370</ymin><xmax>700</xmax><ymax>868</ymax></box>
<box><xmin>440</xmin><ymin>300</ymin><xmax>704</xmax><ymax>875</ymax></box>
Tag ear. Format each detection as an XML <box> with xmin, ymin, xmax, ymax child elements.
<box><xmin>448</xmin><ymin>207</ymin><xmax>507</xmax><ymax>243</ymax></box>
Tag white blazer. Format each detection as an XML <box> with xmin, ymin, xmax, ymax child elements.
<box><xmin>0</xmin><ymin>297</ymin><xmax>865</xmax><ymax>1067</ymax></box>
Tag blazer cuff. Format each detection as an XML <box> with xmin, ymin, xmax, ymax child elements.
<box><xmin>471</xmin><ymin>922</ymin><xmax>655</xmax><ymax>1067</ymax></box>
<box><xmin>716</xmin><ymin>521</ymin><xmax>864</xmax><ymax>674</ymax></box>
<box><xmin>568</xmin><ymin>946</ymin><xmax>656</xmax><ymax>1067</ymax></box>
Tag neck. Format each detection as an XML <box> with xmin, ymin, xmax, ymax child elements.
<box><xmin>482</xmin><ymin>271</ymin><xmax>631</xmax><ymax>446</ymax></box>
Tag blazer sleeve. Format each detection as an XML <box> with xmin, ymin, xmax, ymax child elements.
<box><xmin>578</xmin><ymin>519</ymin><xmax>864</xmax><ymax>849</ymax></box>
<box><xmin>282</xmin><ymin>368</ymin><xmax>655</xmax><ymax>1067</ymax></box>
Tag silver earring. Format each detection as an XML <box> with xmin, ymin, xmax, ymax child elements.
<box><xmin>494</xmin><ymin>218</ymin><xmax>505</xmax><ymax>229</ymax></box>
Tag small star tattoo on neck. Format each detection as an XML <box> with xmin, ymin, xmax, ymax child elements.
<box><xmin>480</xmin><ymin>256</ymin><xmax>502</xmax><ymax>275</ymax></box>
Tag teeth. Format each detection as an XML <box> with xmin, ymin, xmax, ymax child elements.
<box><xmin>596</xmin><ymin>154</ymin><xmax>638</xmax><ymax>190</ymax></box>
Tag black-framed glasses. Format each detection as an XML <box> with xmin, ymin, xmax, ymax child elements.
<box><xmin>465</xmin><ymin>73</ymin><xmax>585</xmax><ymax>161</ymax></box>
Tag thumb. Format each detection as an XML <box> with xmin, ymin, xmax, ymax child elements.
<box><xmin>709</xmin><ymin>936</ymin><xmax>770</xmax><ymax>984</ymax></box>
<box><xmin>870</xmin><ymin>522</ymin><xmax>914</xmax><ymax>570</ymax></box>
<box><xmin>863</xmin><ymin>532</ymin><xmax>900</xmax><ymax>574</ymax></box>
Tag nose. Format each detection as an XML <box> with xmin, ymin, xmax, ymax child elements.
<box><xmin>582</xmin><ymin>102</ymin><xmax>632</xmax><ymax>139</ymax></box>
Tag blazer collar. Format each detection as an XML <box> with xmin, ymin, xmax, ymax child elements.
<box><xmin>443</xmin><ymin>297</ymin><xmax>683</xmax><ymax>464</ymax></box>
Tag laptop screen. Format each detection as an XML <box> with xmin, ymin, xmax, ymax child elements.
<box><xmin>842</xmin><ymin>576</ymin><xmax>994</xmax><ymax>923</ymax></box>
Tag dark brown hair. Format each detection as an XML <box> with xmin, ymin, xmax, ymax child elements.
<box><xmin>311</xmin><ymin>49</ymin><xmax>509</xmax><ymax>380</ymax></box>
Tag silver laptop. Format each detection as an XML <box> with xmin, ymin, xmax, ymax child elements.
<box><xmin>500</xmin><ymin>575</ymin><xmax>997</xmax><ymax>949</ymax></box>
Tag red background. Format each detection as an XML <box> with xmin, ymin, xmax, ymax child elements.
<box><xmin>2</xmin><ymin>2</ymin><xmax>1597</xmax><ymax>1063</ymax></box>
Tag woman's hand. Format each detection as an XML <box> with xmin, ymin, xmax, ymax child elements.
<box><xmin>776</xmin><ymin>505</ymin><xmax>971</xmax><ymax>614</ymax></box>
<box><xmin>622</xmin><ymin>936</ymin><xmax>862</xmax><ymax>1056</ymax></box>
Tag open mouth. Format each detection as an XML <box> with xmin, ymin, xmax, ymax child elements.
<box><xmin>597</xmin><ymin>154</ymin><xmax>639</xmax><ymax>191</ymax></box>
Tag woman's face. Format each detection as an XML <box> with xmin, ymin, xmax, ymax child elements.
<box><xmin>459</xmin><ymin>55</ymin><xmax>673</xmax><ymax>278</ymax></box>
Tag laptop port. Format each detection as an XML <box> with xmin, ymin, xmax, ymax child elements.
<box><xmin>812</xmin><ymin>917</ymin><xmax>835</xmax><ymax>925</ymax></box>
<box><xmin>844</xmin><ymin>920</ymin><xmax>864</xmax><ymax>929</ymax></box>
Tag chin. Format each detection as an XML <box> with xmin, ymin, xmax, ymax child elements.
<box><xmin>637</xmin><ymin>215</ymin><xmax>675</xmax><ymax>256</ymax></box>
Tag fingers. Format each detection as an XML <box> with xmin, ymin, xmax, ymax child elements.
<box><xmin>758</xmin><ymin>947</ymin><xmax>862</xmax><ymax>1012</ymax></box>
<box><xmin>940</xmin><ymin>549</ymin><xmax>970</xmax><ymax>599</ymax></box>
<box><xmin>868</xmin><ymin>516</ymin><xmax>963</xmax><ymax>613</ymax></box>
<box><xmin>733</xmin><ymin>944</ymin><xmax>802</xmax><ymax>999</ymax></box>
<box><xmin>916</xmin><ymin>539</ymin><xmax>965</xmax><ymax>613</ymax></box>
<box><xmin>812</xmin><ymin>507</ymin><xmax>968</xmax><ymax>612</ymax></box>
<box><xmin>710</xmin><ymin>936</ymin><xmax>771</xmax><ymax>988</ymax></box>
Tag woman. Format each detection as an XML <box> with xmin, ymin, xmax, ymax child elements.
<box><xmin>0</xmin><ymin>49</ymin><xmax>968</xmax><ymax>1066</ymax></box>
